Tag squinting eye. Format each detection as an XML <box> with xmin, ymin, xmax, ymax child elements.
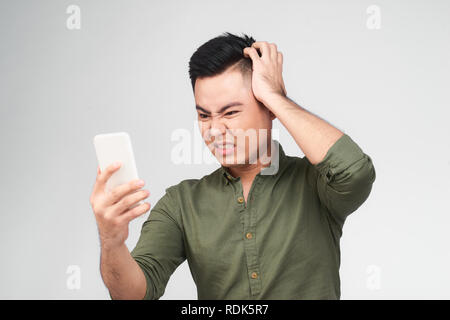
<box><xmin>225</xmin><ymin>111</ymin><xmax>238</xmax><ymax>116</ymax></box>
<box><xmin>199</xmin><ymin>114</ymin><xmax>209</xmax><ymax>119</ymax></box>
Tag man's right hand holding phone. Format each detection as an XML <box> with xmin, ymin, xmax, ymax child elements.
<box><xmin>89</xmin><ymin>162</ymin><xmax>151</xmax><ymax>299</ymax></box>
<box><xmin>90</xmin><ymin>162</ymin><xmax>151</xmax><ymax>250</ymax></box>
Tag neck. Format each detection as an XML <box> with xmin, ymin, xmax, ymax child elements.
<box><xmin>227</xmin><ymin>163</ymin><xmax>264</xmax><ymax>183</ymax></box>
<box><xmin>225</xmin><ymin>140</ymin><xmax>273</xmax><ymax>182</ymax></box>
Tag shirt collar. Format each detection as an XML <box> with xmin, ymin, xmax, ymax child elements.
<box><xmin>220</xmin><ymin>139</ymin><xmax>288</xmax><ymax>184</ymax></box>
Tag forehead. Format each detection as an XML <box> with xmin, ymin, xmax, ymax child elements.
<box><xmin>194</xmin><ymin>69</ymin><xmax>250</xmax><ymax>112</ymax></box>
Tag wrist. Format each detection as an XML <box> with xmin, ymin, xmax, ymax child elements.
<box><xmin>101</xmin><ymin>239</ymin><xmax>126</xmax><ymax>253</ymax></box>
<box><xmin>261</xmin><ymin>93</ymin><xmax>289</xmax><ymax>112</ymax></box>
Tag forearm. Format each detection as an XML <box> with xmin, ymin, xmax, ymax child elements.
<box><xmin>100</xmin><ymin>243</ymin><xmax>147</xmax><ymax>300</ymax></box>
<box><xmin>264</xmin><ymin>95</ymin><xmax>344</xmax><ymax>165</ymax></box>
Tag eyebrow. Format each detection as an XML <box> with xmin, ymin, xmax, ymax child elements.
<box><xmin>195</xmin><ymin>102</ymin><xmax>243</xmax><ymax>115</ymax></box>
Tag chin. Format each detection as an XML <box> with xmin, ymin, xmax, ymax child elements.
<box><xmin>219</xmin><ymin>161</ymin><xmax>240</xmax><ymax>168</ymax></box>
<box><xmin>209</xmin><ymin>144</ymin><xmax>258</xmax><ymax>167</ymax></box>
<box><xmin>216</xmin><ymin>153</ymin><xmax>251</xmax><ymax>167</ymax></box>
<box><xmin>216</xmin><ymin>156</ymin><xmax>238</xmax><ymax>167</ymax></box>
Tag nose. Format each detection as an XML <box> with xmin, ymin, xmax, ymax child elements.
<box><xmin>210</xmin><ymin>118</ymin><xmax>226</xmax><ymax>135</ymax></box>
<box><xmin>201</xmin><ymin>117</ymin><xmax>227</xmax><ymax>143</ymax></box>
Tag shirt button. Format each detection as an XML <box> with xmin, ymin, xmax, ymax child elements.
<box><xmin>251</xmin><ymin>272</ymin><xmax>258</xmax><ymax>279</ymax></box>
<box><xmin>246</xmin><ymin>232</ymin><xmax>253</xmax><ymax>239</ymax></box>
<box><xmin>237</xmin><ymin>196</ymin><xmax>244</xmax><ymax>203</ymax></box>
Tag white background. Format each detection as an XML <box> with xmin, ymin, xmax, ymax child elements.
<box><xmin>0</xmin><ymin>0</ymin><xmax>449</xmax><ymax>299</ymax></box>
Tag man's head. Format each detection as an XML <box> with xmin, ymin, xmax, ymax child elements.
<box><xmin>188</xmin><ymin>32</ymin><xmax>276</xmax><ymax>170</ymax></box>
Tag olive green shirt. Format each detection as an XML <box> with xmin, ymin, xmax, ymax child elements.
<box><xmin>130</xmin><ymin>133</ymin><xmax>376</xmax><ymax>300</ymax></box>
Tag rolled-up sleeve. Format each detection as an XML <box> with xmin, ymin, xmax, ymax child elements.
<box><xmin>311</xmin><ymin>133</ymin><xmax>376</xmax><ymax>226</ymax></box>
<box><xmin>130</xmin><ymin>187</ymin><xmax>186</xmax><ymax>300</ymax></box>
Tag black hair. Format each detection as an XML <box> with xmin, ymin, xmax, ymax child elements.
<box><xmin>188</xmin><ymin>32</ymin><xmax>257</xmax><ymax>92</ymax></box>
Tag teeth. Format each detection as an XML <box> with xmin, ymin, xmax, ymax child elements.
<box><xmin>215</xmin><ymin>143</ymin><xmax>234</xmax><ymax>148</ymax></box>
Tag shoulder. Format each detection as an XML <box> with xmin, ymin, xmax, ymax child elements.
<box><xmin>276</xmin><ymin>151</ymin><xmax>318</xmax><ymax>189</ymax></box>
<box><xmin>151</xmin><ymin>168</ymin><xmax>223</xmax><ymax>228</ymax></box>
<box><xmin>280</xmin><ymin>151</ymin><xmax>311</xmax><ymax>175</ymax></box>
<box><xmin>164</xmin><ymin>167</ymin><xmax>224</xmax><ymax>199</ymax></box>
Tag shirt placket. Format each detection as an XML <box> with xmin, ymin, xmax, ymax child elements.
<box><xmin>234</xmin><ymin>176</ymin><xmax>262</xmax><ymax>297</ymax></box>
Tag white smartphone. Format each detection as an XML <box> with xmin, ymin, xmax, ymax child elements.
<box><xmin>93</xmin><ymin>132</ymin><xmax>143</xmax><ymax>209</ymax></box>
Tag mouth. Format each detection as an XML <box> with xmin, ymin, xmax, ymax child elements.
<box><xmin>213</xmin><ymin>142</ymin><xmax>236</xmax><ymax>156</ymax></box>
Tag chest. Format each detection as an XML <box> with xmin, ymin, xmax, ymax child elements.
<box><xmin>182</xmin><ymin>180</ymin><xmax>333</xmax><ymax>287</ymax></box>
<box><xmin>241</xmin><ymin>180</ymin><xmax>253</xmax><ymax>204</ymax></box>
<box><xmin>184</xmin><ymin>175</ymin><xmax>324</xmax><ymax>255</ymax></box>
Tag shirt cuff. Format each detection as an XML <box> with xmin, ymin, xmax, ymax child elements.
<box><xmin>132</xmin><ymin>256</ymin><xmax>155</xmax><ymax>300</ymax></box>
<box><xmin>314</xmin><ymin>133</ymin><xmax>366</xmax><ymax>180</ymax></box>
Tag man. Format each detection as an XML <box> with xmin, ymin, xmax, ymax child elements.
<box><xmin>90</xmin><ymin>32</ymin><xmax>376</xmax><ymax>300</ymax></box>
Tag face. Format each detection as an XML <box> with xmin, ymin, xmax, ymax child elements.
<box><xmin>194</xmin><ymin>65</ymin><xmax>276</xmax><ymax>169</ymax></box>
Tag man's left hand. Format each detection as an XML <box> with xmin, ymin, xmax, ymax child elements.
<box><xmin>243</xmin><ymin>41</ymin><xmax>287</xmax><ymax>108</ymax></box>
